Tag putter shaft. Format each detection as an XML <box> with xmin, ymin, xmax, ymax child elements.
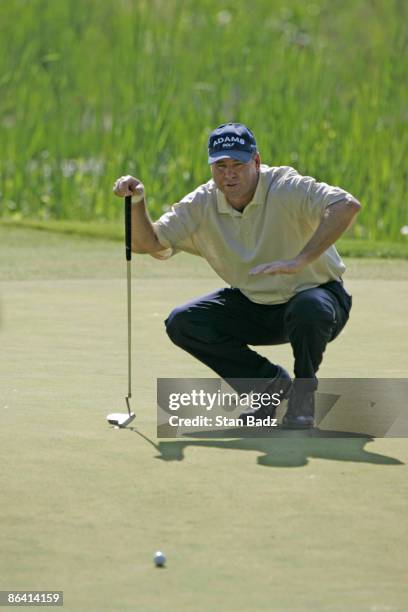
<box><xmin>106</xmin><ymin>195</ymin><xmax>135</xmax><ymax>428</ymax></box>
<box><xmin>126</xmin><ymin>259</ymin><xmax>132</xmax><ymax>415</ymax></box>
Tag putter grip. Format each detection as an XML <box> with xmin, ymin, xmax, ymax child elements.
<box><xmin>125</xmin><ymin>195</ymin><xmax>132</xmax><ymax>261</ymax></box>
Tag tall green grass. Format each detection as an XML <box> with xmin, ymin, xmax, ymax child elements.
<box><xmin>0</xmin><ymin>0</ymin><xmax>407</xmax><ymax>240</ymax></box>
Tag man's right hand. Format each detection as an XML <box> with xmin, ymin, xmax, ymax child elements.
<box><xmin>113</xmin><ymin>175</ymin><xmax>145</xmax><ymax>201</ymax></box>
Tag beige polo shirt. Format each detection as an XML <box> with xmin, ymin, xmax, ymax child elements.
<box><xmin>153</xmin><ymin>165</ymin><xmax>355</xmax><ymax>305</ymax></box>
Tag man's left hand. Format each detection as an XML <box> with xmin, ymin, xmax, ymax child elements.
<box><xmin>249</xmin><ymin>257</ymin><xmax>306</xmax><ymax>276</ymax></box>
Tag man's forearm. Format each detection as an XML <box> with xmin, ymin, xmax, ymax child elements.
<box><xmin>131</xmin><ymin>199</ymin><xmax>164</xmax><ymax>254</ymax></box>
<box><xmin>295</xmin><ymin>198</ymin><xmax>361</xmax><ymax>266</ymax></box>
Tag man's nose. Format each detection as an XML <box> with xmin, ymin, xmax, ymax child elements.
<box><xmin>225</xmin><ymin>167</ymin><xmax>237</xmax><ymax>179</ymax></box>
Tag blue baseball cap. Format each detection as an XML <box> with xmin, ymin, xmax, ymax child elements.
<box><xmin>208</xmin><ymin>122</ymin><xmax>257</xmax><ymax>164</ymax></box>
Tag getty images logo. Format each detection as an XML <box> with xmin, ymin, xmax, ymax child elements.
<box><xmin>213</xmin><ymin>135</ymin><xmax>246</xmax><ymax>149</ymax></box>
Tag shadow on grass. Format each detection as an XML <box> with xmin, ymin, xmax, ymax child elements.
<box><xmin>131</xmin><ymin>427</ymin><xmax>404</xmax><ymax>468</ymax></box>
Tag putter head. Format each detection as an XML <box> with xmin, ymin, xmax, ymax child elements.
<box><xmin>107</xmin><ymin>412</ymin><xmax>135</xmax><ymax>427</ymax></box>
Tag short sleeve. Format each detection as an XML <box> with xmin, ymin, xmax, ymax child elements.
<box><xmin>278</xmin><ymin>167</ymin><xmax>355</xmax><ymax>224</ymax></box>
<box><xmin>152</xmin><ymin>185</ymin><xmax>206</xmax><ymax>257</ymax></box>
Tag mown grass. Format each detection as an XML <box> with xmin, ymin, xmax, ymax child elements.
<box><xmin>1</xmin><ymin>0</ymin><xmax>407</xmax><ymax>241</ymax></box>
<box><xmin>2</xmin><ymin>218</ymin><xmax>408</xmax><ymax>259</ymax></box>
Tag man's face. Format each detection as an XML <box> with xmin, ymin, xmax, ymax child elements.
<box><xmin>211</xmin><ymin>154</ymin><xmax>261</xmax><ymax>208</ymax></box>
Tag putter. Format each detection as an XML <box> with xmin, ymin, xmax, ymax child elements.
<box><xmin>107</xmin><ymin>194</ymin><xmax>136</xmax><ymax>428</ymax></box>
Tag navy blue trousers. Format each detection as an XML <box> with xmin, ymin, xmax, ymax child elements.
<box><xmin>165</xmin><ymin>281</ymin><xmax>352</xmax><ymax>392</ymax></box>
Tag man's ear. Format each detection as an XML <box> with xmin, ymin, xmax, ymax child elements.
<box><xmin>254</xmin><ymin>152</ymin><xmax>261</xmax><ymax>170</ymax></box>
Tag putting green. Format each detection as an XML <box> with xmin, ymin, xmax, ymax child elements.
<box><xmin>1</xmin><ymin>227</ymin><xmax>407</xmax><ymax>612</ymax></box>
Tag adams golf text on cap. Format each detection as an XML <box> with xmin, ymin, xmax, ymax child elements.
<box><xmin>208</xmin><ymin>123</ymin><xmax>257</xmax><ymax>164</ymax></box>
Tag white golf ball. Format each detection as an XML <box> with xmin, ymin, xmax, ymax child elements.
<box><xmin>153</xmin><ymin>551</ymin><xmax>166</xmax><ymax>567</ymax></box>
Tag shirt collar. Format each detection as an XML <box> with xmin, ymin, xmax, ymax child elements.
<box><xmin>216</xmin><ymin>171</ymin><xmax>266</xmax><ymax>215</ymax></box>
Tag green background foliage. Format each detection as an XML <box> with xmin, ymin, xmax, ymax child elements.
<box><xmin>1</xmin><ymin>0</ymin><xmax>407</xmax><ymax>239</ymax></box>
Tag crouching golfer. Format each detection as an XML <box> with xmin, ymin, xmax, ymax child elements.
<box><xmin>113</xmin><ymin>123</ymin><xmax>360</xmax><ymax>429</ymax></box>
